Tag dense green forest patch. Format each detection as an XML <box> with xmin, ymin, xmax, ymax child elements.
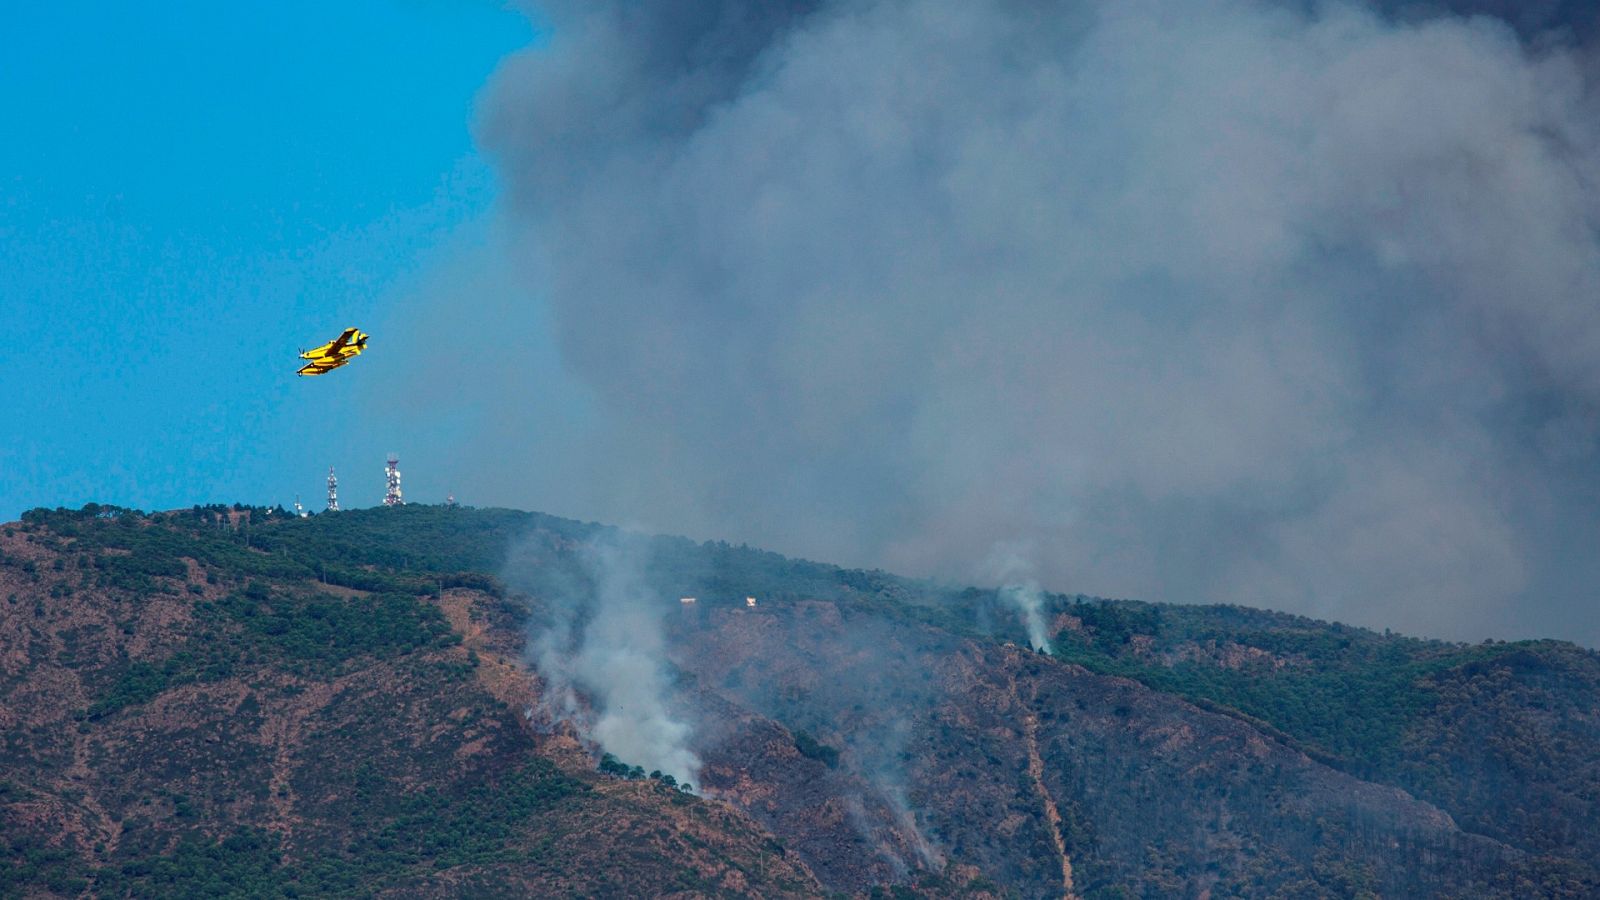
<box><xmin>86</xmin><ymin>585</ymin><xmax>456</xmax><ymax>719</ymax></box>
<box><xmin>1046</xmin><ymin>598</ymin><xmax>1594</xmax><ymax>787</ymax></box>
<box><xmin>44</xmin><ymin>760</ymin><xmax>588</xmax><ymax>899</ymax></box>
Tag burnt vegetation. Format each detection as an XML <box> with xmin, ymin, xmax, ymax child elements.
<box><xmin>1</xmin><ymin>503</ymin><xmax>1597</xmax><ymax>897</ymax></box>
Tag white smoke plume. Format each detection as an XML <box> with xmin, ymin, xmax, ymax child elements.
<box><xmin>878</xmin><ymin>773</ymin><xmax>943</xmax><ymax>871</ymax></box>
<box><xmin>518</xmin><ymin>534</ymin><xmax>702</xmax><ymax>787</ymax></box>
<box><xmin>845</xmin><ymin>787</ymin><xmax>943</xmax><ymax>877</ymax></box>
<box><xmin>1001</xmin><ymin>583</ymin><xmax>1053</xmax><ymax>655</ymax></box>
<box><xmin>987</xmin><ymin>542</ymin><xmax>1055</xmax><ymax>653</ymax></box>
<box><xmin>418</xmin><ymin>0</ymin><xmax>1600</xmax><ymax>646</ymax></box>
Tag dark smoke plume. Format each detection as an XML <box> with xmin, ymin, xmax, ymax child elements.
<box><xmin>434</xmin><ymin>0</ymin><xmax>1600</xmax><ymax>645</ymax></box>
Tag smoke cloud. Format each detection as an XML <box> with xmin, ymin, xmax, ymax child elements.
<box><xmin>986</xmin><ymin>542</ymin><xmax>1054</xmax><ymax>652</ymax></box>
<box><xmin>443</xmin><ymin>0</ymin><xmax>1600</xmax><ymax>645</ymax></box>
<box><xmin>512</xmin><ymin>533</ymin><xmax>702</xmax><ymax>786</ymax></box>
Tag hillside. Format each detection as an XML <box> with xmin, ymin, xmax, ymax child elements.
<box><xmin>0</xmin><ymin>506</ymin><xmax>816</xmax><ymax>898</ymax></box>
<box><xmin>2</xmin><ymin>504</ymin><xmax>1598</xmax><ymax>897</ymax></box>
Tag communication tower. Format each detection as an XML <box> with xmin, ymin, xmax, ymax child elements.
<box><xmin>384</xmin><ymin>454</ymin><xmax>404</xmax><ymax>507</ymax></box>
<box><xmin>293</xmin><ymin>496</ymin><xmax>306</xmax><ymax>518</ymax></box>
<box><xmin>326</xmin><ymin>466</ymin><xmax>340</xmax><ymax>512</ymax></box>
<box><xmin>445</xmin><ymin>493</ymin><xmax>458</xmax><ymax>509</ymax></box>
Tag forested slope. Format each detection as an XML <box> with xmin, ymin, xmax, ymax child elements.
<box><xmin>2</xmin><ymin>503</ymin><xmax>1596</xmax><ymax>897</ymax></box>
<box><xmin>0</xmin><ymin>505</ymin><xmax>815</xmax><ymax>898</ymax></box>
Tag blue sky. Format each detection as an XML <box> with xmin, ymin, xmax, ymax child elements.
<box><xmin>1</xmin><ymin>1</ymin><xmax>545</xmax><ymax>516</ymax></box>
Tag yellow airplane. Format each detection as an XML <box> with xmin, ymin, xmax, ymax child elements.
<box><xmin>297</xmin><ymin>327</ymin><xmax>368</xmax><ymax>377</ymax></box>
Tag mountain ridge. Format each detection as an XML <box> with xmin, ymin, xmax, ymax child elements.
<box><xmin>2</xmin><ymin>503</ymin><xmax>1596</xmax><ymax>897</ymax></box>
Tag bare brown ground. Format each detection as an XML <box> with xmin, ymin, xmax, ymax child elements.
<box><xmin>1022</xmin><ymin>711</ymin><xmax>1077</xmax><ymax>900</ymax></box>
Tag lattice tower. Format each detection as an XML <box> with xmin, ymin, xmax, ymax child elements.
<box><xmin>384</xmin><ymin>454</ymin><xmax>403</xmax><ymax>507</ymax></box>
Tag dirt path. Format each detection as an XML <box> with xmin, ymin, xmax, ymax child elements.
<box><xmin>259</xmin><ymin>677</ymin><xmax>342</xmax><ymax>834</ymax></box>
<box><xmin>436</xmin><ymin>590</ymin><xmax>539</xmax><ymax>714</ymax></box>
<box><xmin>67</xmin><ymin>725</ymin><xmax>121</xmax><ymax>855</ymax></box>
<box><xmin>1022</xmin><ymin>711</ymin><xmax>1077</xmax><ymax>900</ymax></box>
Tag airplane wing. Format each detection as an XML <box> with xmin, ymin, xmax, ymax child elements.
<box><xmin>329</xmin><ymin>327</ymin><xmax>360</xmax><ymax>353</ymax></box>
<box><xmin>297</xmin><ymin>357</ymin><xmax>349</xmax><ymax>377</ymax></box>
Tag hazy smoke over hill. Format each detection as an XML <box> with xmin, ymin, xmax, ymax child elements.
<box><xmin>457</xmin><ymin>0</ymin><xmax>1600</xmax><ymax>645</ymax></box>
<box><xmin>511</xmin><ymin>534</ymin><xmax>702</xmax><ymax>787</ymax></box>
<box><xmin>987</xmin><ymin>542</ymin><xmax>1054</xmax><ymax>653</ymax></box>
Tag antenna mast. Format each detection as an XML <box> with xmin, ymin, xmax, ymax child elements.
<box><xmin>384</xmin><ymin>454</ymin><xmax>404</xmax><ymax>507</ymax></box>
<box><xmin>326</xmin><ymin>466</ymin><xmax>340</xmax><ymax>512</ymax></box>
